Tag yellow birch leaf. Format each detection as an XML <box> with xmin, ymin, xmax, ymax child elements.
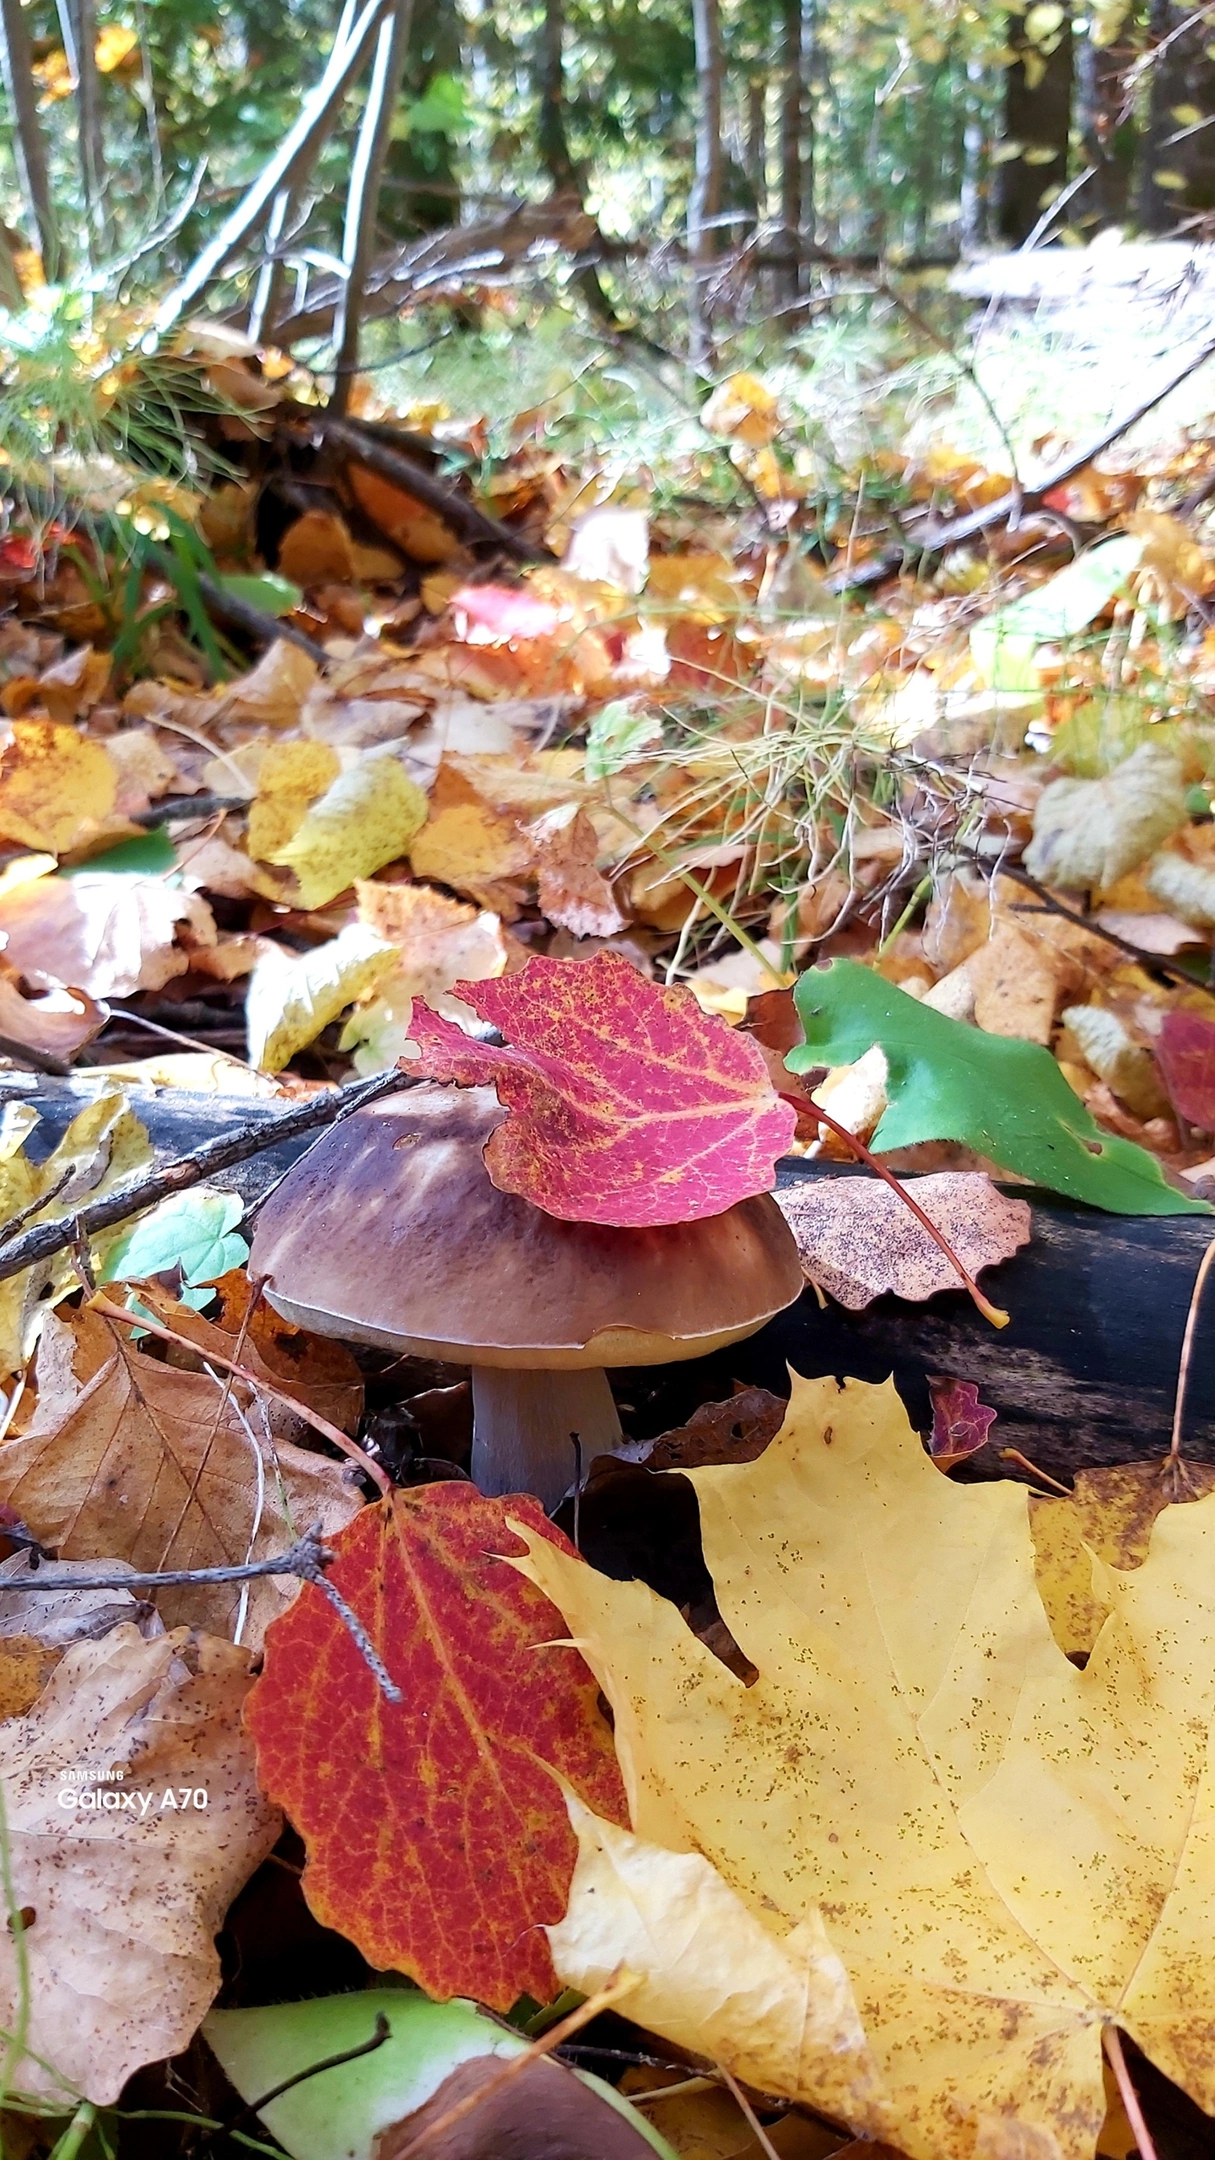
<box><xmin>0</xmin><ymin>720</ymin><xmax>117</xmax><ymax>854</ymax></box>
<box><xmin>268</xmin><ymin>753</ymin><xmax>428</xmax><ymax>909</ymax></box>
<box><xmin>1029</xmin><ymin>1460</ymin><xmax>1215</xmax><ymax>1658</ymax></box>
<box><xmin>246</xmin><ymin>741</ymin><xmax>341</xmax><ymax>864</ymax></box>
<box><xmin>515</xmin><ymin>1372</ymin><xmax>1215</xmax><ymax>2160</ymax></box>
<box><xmin>245</xmin><ymin>923</ymin><xmax>396</xmax><ymax>1071</ymax></box>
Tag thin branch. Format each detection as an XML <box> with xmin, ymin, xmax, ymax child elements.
<box><xmin>833</xmin><ymin>327</ymin><xmax>1215</xmax><ymax>591</ymax></box>
<box><xmin>716</xmin><ymin>2069</ymin><xmax>782</xmax><ymax>2160</ymax></box>
<box><xmin>330</xmin><ymin>0</ymin><xmax>415</xmax><ymax>416</ymax></box>
<box><xmin>154</xmin><ymin>0</ymin><xmax>390</xmax><ymax>334</ymax></box>
<box><xmin>90</xmin><ymin>1296</ymin><xmax>391</xmax><ymax>1497</ymax></box>
<box><xmin>316</xmin><ymin>412</ymin><xmax>544</xmax><ymax>560</ymax></box>
<box><xmin>0</xmin><ymin>1527</ymin><xmax>401</xmax><ymax>1703</ymax></box>
<box><xmin>1163</xmin><ymin>1231</ymin><xmax>1215</xmax><ymax>1495</ymax></box>
<box><xmin>0</xmin><ymin>1067</ymin><xmax>415</xmax><ymax>1288</ymax></box>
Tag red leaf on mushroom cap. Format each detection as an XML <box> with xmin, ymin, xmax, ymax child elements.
<box><xmin>403</xmin><ymin>951</ymin><xmax>798</xmax><ymax>1226</ymax></box>
<box><xmin>244</xmin><ymin>1484</ymin><xmax>627</xmax><ymax>2011</ymax></box>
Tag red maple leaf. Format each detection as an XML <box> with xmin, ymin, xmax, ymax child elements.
<box><xmin>244</xmin><ymin>1484</ymin><xmax>626</xmax><ymax>2011</ymax></box>
<box><xmin>405</xmin><ymin>950</ymin><xmax>797</xmax><ymax>1226</ymax></box>
<box><xmin>1157</xmin><ymin>1009</ymin><xmax>1215</xmax><ymax>1131</ymax></box>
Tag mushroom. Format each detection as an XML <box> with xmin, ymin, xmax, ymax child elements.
<box><xmin>250</xmin><ymin>1083</ymin><xmax>803</xmax><ymax>1509</ymax></box>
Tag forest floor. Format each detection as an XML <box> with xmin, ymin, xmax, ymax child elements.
<box><xmin>1</xmin><ymin>294</ymin><xmax>1215</xmax><ymax>2160</ymax></box>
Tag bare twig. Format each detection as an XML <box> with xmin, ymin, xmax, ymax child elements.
<box><xmin>0</xmin><ymin>1067</ymin><xmax>415</xmax><ymax>1288</ymax></box>
<box><xmin>0</xmin><ymin>1526</ymin><xmax>401</xmax><ymax>1703</ymax></box>
<box><xmin>833</xmin><ymin>327</ymin><xmax>1215</xmax><ymax>590</ymax></box>
<box><xmin>716</xmin><ymin>2068</ymin><xmax>782</xmax><ymax>2160</ymax></box>
<box><xmin>209</xmin><ymin>2013</ymin><xmax>391</xmax><ymax>2157</ymax></box>
<box><xmin>90</xmin><ymin>1295</ymin><xmax>391</xmax><ymax>1496</ymax></box>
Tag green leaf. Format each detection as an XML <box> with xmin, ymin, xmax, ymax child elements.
<box><xmin>218</xmin><ymin>571</ymin><xmax>303</xmax><ymax>618</ymax></box>
<box><xmin>203</xmin><ymin>1991</ymin><xmax>678</xmax><ymax>2160</ymax></box>
<box><xmin>398</xmin><ymin>70</ymin><xmax>467</xmax><ymax>137</ymax></box>
<box><xmin>788</xmin><ymin>960</ymin><xmax>1211</xmax><ymax>1216</ymax></box>
<box><xmin>970</xmin><ymin>534</ymin><xmax>1144</xmax><ymax>689</ymax></box>
<box><xmin>585</xmin><ymin>698</ymin><xmax>663</xmax><ymax>780</ymax></box>
<box><xmin>98</xmin><ymin>1188</ymin><xmax>249</xmax><ymax>1288</ymax></box>
<box><xmin>60</xmin><ymin>827</ymin><xmax>176</xmax><ymax>878</ymax></box>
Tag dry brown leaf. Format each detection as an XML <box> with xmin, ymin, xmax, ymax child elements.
<box><xmin>527</xmin><ymin>800</ymin><xmax>627</xmax><ymax>938</ymax></box>
<box><xmin>0</xmin><ymin>871</ymin><xmax>217</xmax><ymax>996</ymax></box>
<box><xmin>409</xmin><ymin>753</ymin><xmax>576</xmax><ymax>915</ymax></box>
<box><xmin>105</xmin><ymin>727</ymin><xmax>179</xmax><ymax>816</ymax></box>
<box><xmin>1061</xmin><ymin>1004</ymin><xmax>1171</xmax><ymax>1122</ymax></box>
<box><xmin>965</xmin><ymin>922</ymin><xmax>1067</xmax><ymax>1044</ymax></box>
<box><xmin>1030</xmin><ymin>1461</ymin><xmax>1215</xmax><ymax>1658</ymax></box>
<box><xmin>0</xmin><ymin>1638</ymin><xmax>62</xmax><ymax>1719</ymax></box>
<box><xmin>220</xmin><ymin>639</ymin><xmax>319</xmax><ymax>734</ymax></box>
<box><xmin>0</xmin><ymin>1306</ymin><xmax>362</xmax><ymax>1646</ymax></box>
<box><xmin>0</xmin><ymin>719</ymin><xmax>118</xmax><ymax>854</ymax></box>
<box><xmin>0</xmin><ymin>1622</ymin><xmax>279</xmax><ymax>2104</ymax></box>
<box><xmin>36</xmin><ymin>643</ymin><xmax>110</xmax><ymax>723</ymax></box>
<box><xmin>346</xmin><ymin>462</ymin><xmax>464</xmax><ymax>565</ymax></box>
<box><xmin>774</xmin><ymin>1173</ymin><xmax>1031</xmax><ymax>1309</ymax></box>
<box><xmin>341</xmin><ymin>878</ymin><xmax>507</xmax><ymax>1072</ymax></box>
<box><xmin>277</xmin><ymin>510</ymin><xmax>356</xmax><ymax>586</ymax></box>
<box><xmin>148</xmin><ymin>1273</ymin><xmax>365</xmax><ymax>1441</ymax></box>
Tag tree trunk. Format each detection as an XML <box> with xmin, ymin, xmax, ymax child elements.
<box><xmin>331</xmin><ymin>0</ymin><xmax>414</xmax><ymax>416</ymax></box>
<box><xmin>1137</xmin><ymin>0</ymin><xmax>1215</xmax><ymax>232</ymax></box>
<box><xmin>746</xmin><ymin>73</ymin><xmax>767</xmax><ymax>213</ymax></box>
<box><xmin>778</xmin><ymin>0</ymin><xmax>802</xmax><ymax>279</ymax></box>
<box><xmin>58</xmin><ymin>0</ymin><xmax>109</xmax><ymax>260</ymax></box>
<box><xmin>0</xmin><ymin>0</ymin><xmax>58</xmax><ymax>273</ymax></box>
<box><xmin>537</xmin><ymin>0</ymin><xmax>578</xmax><ymax>193</ymax></box>
<box><xmin>1076</xmin><ymin>26</ymin><xmax>1134</xmax><ymax>230</ymax></box>
<box><xmin>688</xmin><ymin>0</ymin><xmax>724</xmax><ymax>362</ymax></box>
<box><xmin>994</xmin><ymin>8</ymin><xmax>1074</xmax><ymax>246</ymax></box>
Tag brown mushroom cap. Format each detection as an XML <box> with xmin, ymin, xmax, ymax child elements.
<box><xmin>251</xmin><ymin>1084</ymin><xmax>803</xmax><ymax>1369</ymax></box>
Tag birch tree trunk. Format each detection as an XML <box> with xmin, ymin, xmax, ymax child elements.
<box><xmin>0</xmin><ymin>0</ymin><xmax>59</xmax><ymax>273</ymax></box>
<box><xmin>331</xmin><ymin>0</ymin><xmax>414</xmax><ymax>414</ymax></box>
<box><xmin>688</xmin><ymin>0</ymin><xmax>724</xmax><ymax>364</ymax></box>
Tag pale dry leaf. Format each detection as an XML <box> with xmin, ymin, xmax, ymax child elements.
<box><xmin>0</xmin><ymin>872</ymin><xmax>218</xmax><ymax>997</ymax></box>
<box><xmin>811</xmin><ymin>1046</ymin><xmax>889</xmax><ymax>1147</ymax></box>
<box><xmin>965</xmin><ymin>923</ymin><xmax>1066</xmax><ymax>1045</ymax></box>
<box><xmin>0</xmin><ymin>975</ymin><xmax>106</xmax><ymax>1060</ymax></box>
<box><xmin>774</xmin><ymin>1173</ymin><xmax>1031</xmax><ymax>1310</ymax></box>
<box><xmin>340</xmin><ymin>880</ymin><xmax>507</xmax><ymax>1075</ymax></box>
<box><xmin>1061</xmin><ymin>1005</ymin><xmax>1170</xmax><ymax>1121</ymax></box>
<box><xmin>516</xmin><ymin>1371</ymin><xmax>1215</xmax><ymax>2160</ymax></box>
<box><xmin>36</xmin><ymin>643</ymin><xmax>110</xmax><ymax>723</ymax></box>
<box><xmin>0</xmin><ymin>1550</ymin><xmax>159</xmax><ymax>1648</ymax></box>
<box><xmin>219</xmin><ymin>639</ymin><xmax>318</xmax><ymax>733</ymax></box>
<box><xmin>245</xmin><ymin>921</ymin><xmax>396</xmax><ymax>1072</ymax></box>
<box><xmin>105</xmin><ymin>728</ymin><xmax>179</xmax><ymax>816</ymax></box>
<box><xmin>1146</xmin><ymin>851</ymin><xmax>1215</xmax><ymax>929</ymax></box>
<box><xmin>1023</xmin><ymin>745</ymin><xmax>1187</xmax><ymax>892</ymax></box>
<box><xmin>0</xmin><ymin>1622</ymin><xmax>279</xmax><ymax>2104</ymax></box>
<box><xmin>0</xmin><ymin>1306</ymin><xmax>361</xmax><ymax>1645</ymax></box>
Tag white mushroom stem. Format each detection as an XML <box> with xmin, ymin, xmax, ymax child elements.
<box><xmin>470</xmin><ymin>1367</ymin><xmax>623</xmax><ymax>1511</ymax></box>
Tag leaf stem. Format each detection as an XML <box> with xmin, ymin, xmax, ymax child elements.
<box><xmin>787</xmin><ymin>1097</ymin><xmax>1010</xmax><ymax>1327</ymax></box>
<box><xmin>1103</xmin><ymin>2026</ymin><xmax>1160</xmax><ymax>2160</ymax></box>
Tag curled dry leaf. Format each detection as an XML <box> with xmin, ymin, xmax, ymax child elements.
<box><xmin>527</xmin><ymin>800</ymin><xmax>626</xmax><ymax>939</ymax></box>
<box><xmin>0</xmin><ymin>1305</ymin><xmax>362</xmax><ymax>1647</ymax></box>
<box><xmin>1023</xmin><ymin>744</ymin><xmax>1187</xmax><ymax>892</ymax></box>
<box><xmin>0</xmin><ymin>870</ymin><xmax>218</xmax><ymax>997</ymax></box>
<box><xmin>245</xmin><ymin>1484</ymin><xmax>627</xmax><ymax>2011</ymax></box>
<box><xmin>406</xmin><ymin>950</ymin><xmax>797</xmax><ymax>1226</ymax></box>
<box><xmin>1062</xmin><ymin>1004</ymin><xmax>1171</xmax><ymax>1122</ymax></box>
<box><xmin>927</xmin><ymin>1374</ymin><xmax>998</xmax><ymax>1469</ymax></box>
<box><xmin>518</xmin><ymin>1370</ymin><xmax>1215</xmax><ymax>2160</ymax></box>
<box><xmin>245</xmin><ymin>921</ymin><xmax>396</xmax><ymax>1072</ymax></box>
<box><xmin>774</xmin><ymin>1172</ymin><xmax>1031</xmax><ymax>1310</ymax></box>
<box><xmin>0</xmin><ymin>1623</ymin><xmax>279</xmax><ymax>2104</ymax></box>
<box><xmin>0</xmin><ymin>974</ymin><xmax>106</xmax><ymax>1060</ymax></box>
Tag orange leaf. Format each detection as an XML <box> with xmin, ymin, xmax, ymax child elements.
<box><xmin>405</xmin><ymin>950</ymin><xmax>797</xmax><ymax>1226</ymax></box>
<box><xmin>244</xmin><ymin>1485</ymin><xmax>627</xmax><ymax>2011</ymax></box>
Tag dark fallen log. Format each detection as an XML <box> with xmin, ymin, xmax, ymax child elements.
<box><xmin>674</xmin><ymin>1162</ymin><xmax>1215</xmax><ymax>1480</ymax></box>
<box><xmin>0</xmin><ymin>1078</ymin><xmax>1206</xmax><ymax>1477</ymax></box>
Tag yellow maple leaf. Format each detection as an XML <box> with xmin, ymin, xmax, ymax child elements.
<box><xmin>264</xmin><ymin>752</ymin><xmax>428</xmax><ymax>910</ymax></box>
<box><xmin>516</xmin><ymin>1372</ymin><xmax>1215</xmax><ymax>2160</ymax></box>
<box><xmin>0</xmin><ymin>720</ymin><xmax>117</xmax><ymax>855</ymax></box>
